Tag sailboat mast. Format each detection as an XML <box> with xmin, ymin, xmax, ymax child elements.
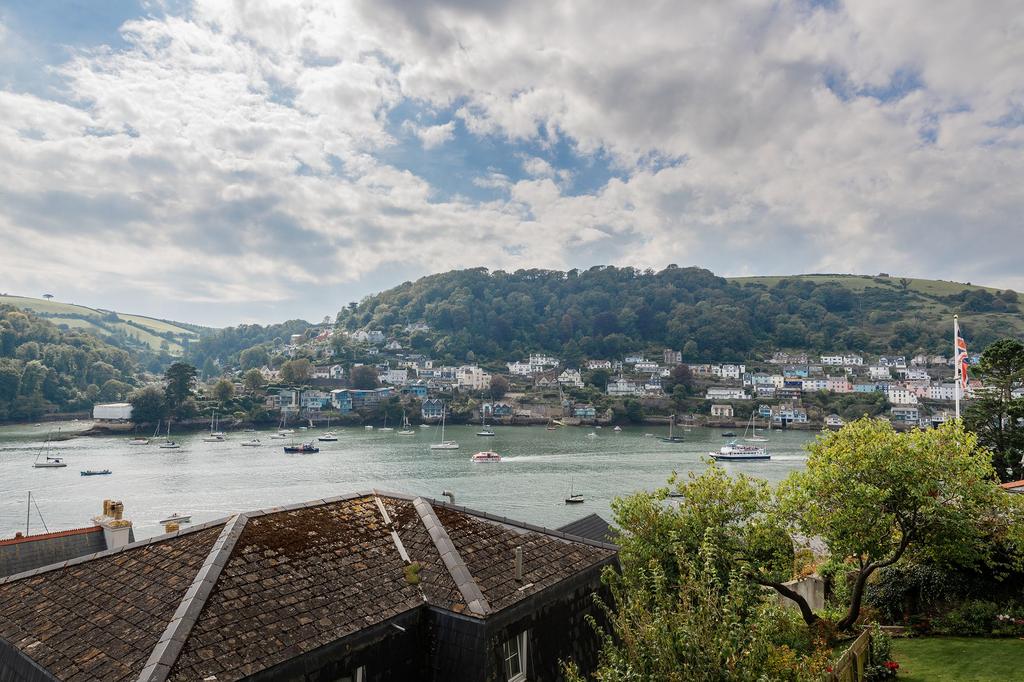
<box><xmin>26</xmin><ymin>491</ymin><xmax>31</xmax><ymax>536</ymax></box>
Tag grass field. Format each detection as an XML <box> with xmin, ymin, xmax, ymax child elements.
<box><xmin>893</xmin><ymin>637</ymin><xmax>1024</xmax><ymax>681</ymax></box>
<box><xmin>0</xmin><ymin>293</ymin><xmax>201</xmax><ymax>353</ymax></box>
<box><xmin>730</xmin><ymin>273</ymin><xmax>1004</xmax><ymax>296</ymax></box>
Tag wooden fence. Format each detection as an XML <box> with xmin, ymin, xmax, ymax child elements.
<box><xmin>828</xmin><ymin>629</ymin><xmax>872</xmax><ymax>681</ymax></box>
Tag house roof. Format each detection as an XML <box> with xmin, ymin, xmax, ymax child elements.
<box><xmin>0</xmin><ymin>525</ymin><xmax>108</xmax><ymax>578</ymax></box>
<box><xmin>0</xmin><ymin>492</ymin><xmax>615</xmax><ymax>682</ymax></box>
<box><xmin>557</xmin><ymin>514</ymin><xmax>615</xmax><ymax>545</ymax></box>
<box><xmin>999</xmin><ymin>480</ymin><xmax>1024</xmax><ymax>493</ymax></box>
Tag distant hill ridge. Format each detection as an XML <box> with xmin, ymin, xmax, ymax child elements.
<box><xmin>336</xmin><ymin>266</ymin><xmax>1023</xmax><ymax>364</ymax></box>
<box><xmin>0</xmin><ymin>294</ymin><xmax>205</xmax><ymax>356</ymax></box>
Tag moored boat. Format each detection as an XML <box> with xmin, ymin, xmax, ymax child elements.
<box><xmin>318</xmin><ymin>432</ymin><xmax>338</xmax><ymax>441</ymax></box>
<box><xmin>241</xmin><ymin>438</ymin><xmax>262</xmax><ymax>447</ymax></box>
<box><xmin>159</xmin><ymin>513</ymin><xmax>192</xmax><ymax>524</ymax></box>
<box><xmin>80</xmin><ymin>469</ymin><xmax>111</xmax><ymax>476</ymax></box>
<box><xmin>34</xmin><ymin>456</ymin><xmax>67</xmax><ymax>468</ymax></box>
<box><xmin>430</xmin><ymin>404</ymin><xmax>459</xmax><ymax>450</ymax></box>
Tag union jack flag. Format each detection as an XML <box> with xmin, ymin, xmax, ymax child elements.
<box><xmin>956</xmin><ymin>326</ymin><xmax>969</xmax><ymax>389</ymax></box>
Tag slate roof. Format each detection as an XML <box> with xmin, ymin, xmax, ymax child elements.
<box><xmin>0</xmin><ymin>492</ymin><xmax>616</xmax><ymax>682</ymax></box>
<box><xmin>557</xmin><ymin>513</ymin><xmax>616</xmax><ymax>545</ymax></box>
<box><xmin>0</xmin><ymin>526</ymin><xmax>107</xmax><ymax>578</ymax></box>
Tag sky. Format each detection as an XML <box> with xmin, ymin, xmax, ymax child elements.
<box><xmin>0</xmin><ymin>1</ymin><xmax>1022</xmax><ymax>327</ymax></box>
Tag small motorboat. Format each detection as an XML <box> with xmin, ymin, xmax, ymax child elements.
<box><xmin>128</xmin><ymin>437</ymin><xmax>150</xmax><ymax>445</ymax></box>
<box><xmin>33</xmin><ymin>456</ymin><xmax>67</xmax><ymax>468</ymax></box>
<box><xmin>364</xmin><ymin>425</ymin><xmax>374</xmax><ymax>430</ymax></box>
<box><xmin>241</xmin><ymin>438</ymin><xmax>262</xmax><ymax>447</ymax></box>
<box><xmin>318</xmin><ymin>432</ymin><xmax>338</xmax><ymax>441</ymax></box>
<box><xmin>159</xmin><ymin>440</ymin><xmax>181</xmax><ymax>449</ymax></box>
<box><xmin>284</xmin><ymin>442</ymin><xmax>320</xmax><ymax>454</ymax></box>
<box><xmin>80</xmin><ymin>469</ymin><xmax>111</xmax><ymax>476</ymax></box>
<box><xmin>202</xmin><ymin>434</ymin><xmax>226</xmax><ymax>442</ymax></box>
<box><xmin>419</xmin><ymin>423</ymin><xmax>431</xmax><ymax>428</ymax></box>
<box><xmin>721</xmin><ymin>432</ymin><xmax>737</xmax><ymax>437</ymax></box>
<box><xmin>471</xmin><ymin>451</ymin><xmax>502</xmax><ymax>463</ymax></box>
<box><xmin>613</xmin><ymin>426</ymin><xmax>622</xmax><ymax>432</ymax></box>
<box><xmin>159</xmin><ymin>513</ymin><xmax>192</xmax><ymax>524</ymax></box>
<box><xmin>476</xmin><ymin>429</ymin><xmax>495</xmax><ymax>437</ymax></box>
<box><xmin>586</xmin><ymin>432</ymin><xmax>598</xmax><ymax>438</ymax></box>
<box><xmin>269</xmin><ymin>433</ymin><xmax>286</xmax><ymax>439</ymax></box>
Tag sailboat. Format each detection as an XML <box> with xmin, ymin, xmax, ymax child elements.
<box><xmin>274</xmin><ymin>413</ymin><xmax>293</xmax><ymax>438</ymax></box>
<box><xmin>476</xmin><ymin>410</ymin><xmax>495</xmax><ymax>437</ymax></box>
<box><xmin>33</xmin><ymin>431</ymin><xmax>67</xmax><ymax>468</ymax></box>
<box><xmin>318</xmin><ymin>415</ymin><xmax>338</xmax><ymax>441</ymax></box>
<box><xmin>565</xmin><ymin>478</ymin><xmax>584</xmax><ymax>505</ymax></box>
<box><xmin>429</xmin><ymin>405</ymin><xmax>459</xmax><ymax>450</ymax></box>
<box><xmin>546</xmin><ymin>419</ymin><xmax>557</xmax><ymax>431</ymax></box>
<box><xmin>743</xmin><ymin>412</ymin><xmax>769</xmax><ymax>443</ymax></box>
<box><xmin>378</xmin><ymin>413</ymin><xmax>394</xmax><ymax>432</ymax></box>
<box><xmin>398</xmin><ymin>411</ymin><xmax>415</xmax><ymax>436</ymax></box>
<box><xmin>159</xmin><ymin>421</ymin><xmax>180</xmax><ymax>449</ymax></box>
<box><xmin>659</xmin><ymin>414</ymin><xmax>684</xmax><ymax>443</ymax></box>
<box><xmin>129</xmin><ymin>423</ymin><xmax>151</xmax><ymax>445</ymax></box>
<box><xmin>203</xmin><ymin>410</ymin><xmax>226</xmax><ymax>442</ymax></box>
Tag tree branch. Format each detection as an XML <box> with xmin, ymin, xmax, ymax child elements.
<box><xmin>754</xmin><ymin>577</ymin><xmax>820</xmax><ymax>626</ymax></box>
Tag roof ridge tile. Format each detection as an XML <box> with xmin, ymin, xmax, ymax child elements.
<box><xmin>411</xmin><ymin>497</ymin><xmax>491</xmax><ymax>617</ymax></box>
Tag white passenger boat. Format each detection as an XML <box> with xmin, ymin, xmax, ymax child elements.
<box><xmin>471</xmin><ymin>451</ymin><xmax>502</xmax><ymax>463</ymax></box>
<box><xmin>710</xmin><ymin>442</ymin><xmax>771</xmax><ymax>461</ymax></box>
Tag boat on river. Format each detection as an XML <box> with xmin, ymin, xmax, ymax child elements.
<box><xmin>284</xmin><ymin>442</ymin><xmax>319</xmax><ymax>454</ymax></box>
<box><xmin>34</xmin><ymin>456</ymin><xmax>67</xmax><ymax>468</ymax></box>
<box><xmin>742</xmin><ymin>413</ymin><xmax>769</xmax><ymax>443</ymax></box>
<box><xmin>318</xmin><ymin>432</ymin><xmax>338</xmax><ymax>441</ymax></box>
<box><xmin>430</xmin><ymin>405</ymin><xmax>459</xmax><ymax>450</ymax></box>
<box><xmin>659</xmin><ymin>415</ymin><xmax>684</xmax><ymax>443</ymax></box>
<box><xmin>241</xmin><ymin>438</ymin><xmax>262</xmax><ymax>447</ymax></box>
<box><xmin>710</xmin><ymin>442</ymin><xmax>771</xmax><ymax>461</ymax></box>
<box><xmin>160</xmin><ymin>513</ymin><xmax>191</xmax><ymax>524</ymax></box>
<box><xmin>565</xmin><ymin>478</ymin><xmax>584</xmax><ymax>504</ymax></box>
<box><xmin>81</xmin><ymin>469</ymin><xmax>111</xmax><ymax>476</ymax></box>
<box><xmin>159</xmin><ymin>421</ymin><xmax>180</xmax><ymax>449</ymax></box>
<box><xmin>471</xmin><ymin>451</ymin><xmax>501</xmax><ymax>463</ymax></box>
<box><xmin>398</xmin><ymin>412</ymin><xmax>415</xmax><ymax>436</ymax></box>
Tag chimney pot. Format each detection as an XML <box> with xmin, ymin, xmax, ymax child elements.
<box><xmin>442</xmin><ymin>490</ymin><xmax>455</xmax><ymax>504</ymax></box>
<box><xmin>514</xmin><ymin>546</ymin><xmax>523</xmax><ymax>582</ymax></box>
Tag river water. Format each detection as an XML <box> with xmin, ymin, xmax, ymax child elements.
<box><xmin>0</xmin><ymin>421</ymin><xmax>818</xmax><ymax>539</ymax></box>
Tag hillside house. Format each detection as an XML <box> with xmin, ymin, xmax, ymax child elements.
<box><xmin>607</xmin><ymin>378</ymin><xmax>641</xmax><ymax>396</ymax></box>
<box><xmin>585</xmin><ymin>359</ymin><xmax>612</xmax><ymax>370</ymax></box>
<box><xmin>710</xmin><ymin>404</ymin><xmax>734</xmax><ymax>418</ymax></box>
<box><xmin>891</xmin><ymin>406</ymin><xmax>921</xmax><ymax>423</ymax></box>
<box><xmin>421</xmin><ymin>398</ymin><xmax>444</xmax><ymax>420</ymax></box>
<box><xmin>573</xmin><ymin>404</ymin><xmax>597</xmax><ymax>419</ymax></box>
<box><xmin>825</xmin><ymin>414</ymin><xmax>845</xmax><ymax>428</ymax></box>
<box><xmin>663</xmin><ymin>349</ymin><xmax>682</xmax><ymax>365</ymax></box>
<box><xmin>558</xmin><ymin>369</ymin><xmax>584</xmax><ymax>388</ymax></box>
<box><xmin>706</xmin><ymin>387</ymin><xmax>749</xmax><ymax>400</ymax></box>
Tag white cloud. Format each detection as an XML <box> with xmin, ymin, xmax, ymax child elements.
<box><xmin>0</xmin><ymin>0</ymin><xmax>1022</xmax><ymax>324</ymax></box>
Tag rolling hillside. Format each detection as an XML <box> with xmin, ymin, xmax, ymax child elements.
<box><xmin>336</xmin><ymin>267</ymin><xmax>1024</xmax><ymax>364</ymax></box>
<box><xmin>0</xmin><ymin>294</ymin><xmax>205</xmax><ymax>355</ymax></box>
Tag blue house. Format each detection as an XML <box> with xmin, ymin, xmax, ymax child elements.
<box><xmin>492</xmin><ymin>402</ymin><xmax>513</xmax><ymax>417</ymax></box>
<box><xmin>401</xmin><ymin>383</ymin><xmax>429</xmax><ymax>399</ymax></box>
<box><xmin>573</xmin><ymin>404</ymin><xmax>597</xmax><ymax>419</ymax></box>
<box><xmin>330</xmin><ymin>389</ymin><xmax>353</xmax><ymax>414</ymax></box>
<box><xmin>421</xmin><ymin>398</ymin><xmax>444</xmax><ymax>420</ymax></box>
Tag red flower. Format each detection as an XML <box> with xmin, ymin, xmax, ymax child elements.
<box><xmin>884</xmin><ymin>661</ymin><xmax>900</xmax><ymax>670</ymax></box>
<box><xmin>826</xmin><ymin>666</ymin><xmax>833</xmax><ymax>673</ymax></box>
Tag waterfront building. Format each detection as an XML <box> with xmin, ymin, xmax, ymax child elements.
<box><xmin>891</xmin><ymin>406</ymin><xmax>921</xmax><ymax>423</ymax></box>
<box><xmin>825</xmin><ymin>414</ymin><xmax>845</xmax><ymax>428</ymax></box>
<box><xmin>421</xmin><ymin>398</ymin><xmax>444</xmax><ymax>420</ymax></box>
<box><xmin>573</xmin><ymin>404</ymin><xmax>597</xmax><ymax>419</ymax></box>
<box><xmin>710</xmin><ymin>403</ymin><xmax>734</xmax><ymax>418</ymax></box>
<box><xmin>92</xmin><ymin>402</ymin><xmax>133</xmax><ymax>421</ymax></box>
<box><xmin>705</xmin><ymin>387</ymin><xmax>749</xmax><ymax>400</ymax></box>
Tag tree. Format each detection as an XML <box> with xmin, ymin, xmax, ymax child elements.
<box><xmin>624</xmin><ymin>398</ymin><xmax>644</xmax><ymax>423</ymax></box>
<box><xmin>663</xmin><ymin>364</ymin><xmax>694</xmax><ymax>394</ymax></box>
<box><xmin>242</xmin><ymin>368</ymin><xmax>265</xmax><ymax>393</ymax></box>
<box><xmin>99</xmin><ymin>379</ymin><xmax>132</xmax><ymax>402</ymax></box>
<box><xmin>212</xmin><ymin>378</ymin><xmax>235</xmax><ymax>403</ymax></box>
<box><xmin>584</xmin><ymin>368</ymin><xmax>610</xmax><ymax>391</ymax></box>
<box><xmin>164</xmin><ymin>362</ymin><xmax>197</xmax><ymax>410</ymax></box>
<box><xmin>779</xmin><ymin>418</ymin><xmax>1018</xmax><ymax>631</ymax></box>
<box><xmin>349</xmin><ymin>365</ymin><xmax>379</xmax><ymax>389</ymax></box>
<box><xmin>489</xmin><ymin>374</ymin><xmax>509</xmax><ymax>399</ymax></box>
<box><xmin>280</xmin><ymin>358</ymin><xmax>312</xmax><ymax>384</ymax></box>
<box><xmin>130</xmin><ymin>385</ymin><xmax>167</xmax><ymax>424</ymax></box>
<box><xmin>964</xmin><ymin>338</ymin><xmax>1024</xmax><ymax>481</ymax></box>
<box><xmin>239</xmin><ymin>345</ymin><xmax>270</xmax><ymax>370</ymax></box>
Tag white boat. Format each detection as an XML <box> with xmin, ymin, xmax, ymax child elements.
<box><xmin>710</xmin><ymin>442</ymin><xmax>771</xmax><ymax>461</ymax></box>
<box><xmin>476</xmin><ymin>412</ymin><xmax>495</xmax><ymax>437</ymax></box>
<box><xmin>742</xmin><ymin>413</ymin><xmax>769</xmax><ymax>443</ymax></box>
<box><xmin>241</xmin><ymin>438</ymin><xmax>262</xmax><ymax>447</ymax></box>
<box><xmin>364</xmin><ymin>425</ymin><xmax>374</xmax><ymax>430</ymax></box>
<box><xmin>419</xmin><ymin>423</ymin><xmax>431</xmax><ymax>428</ymax></box>
<box><xmin>471</xmin><ymin>451</ymin><xmax>502</xmax><ymax>463</ymax></box>
<box><xmin>398</xmin><ymin>412</ymin><xmax>415</xmax><ymax>436</ymax></box>
<box><xmin>318</xmin><ymin>432</ymin><xmax>338</xmax><ymax>441</ymax></box>
<box><xmin>202</xmin><ymin>434</ymin><xmax>226</xmax><ymax>442</ymax></box>
<box><xmin>206</xmin><ymin>410</ymin><xmax>227</xmax><ymax>440</ymax></box>
<box><xmin>159</xmin><ymin>421</ymin><xmax>180</xmax><ymax>449</ymax></box>
<box><xmin>34</xmin><ymin>457</ymin><xmax>67</xmax><ymax>468</ymax></box>
<box><xmin>586</xmin><ymin>431</ymin><xmax>598</xmax><ymax>438</ymax></box>
<box><xmin>269</xmin><ymin>433</ymin><xmax>286</xmax><ymax>440</ymax></box>
<box><xmin>159</xmin><ymin>513</ymin><xmax>192</xmax><ymax>524</ymax></box>
<box><xmin>128</xmin><ymin>436</ymin><xmax>150</xmax><ymax>445</ymax></box>
<box><xmin>613</xmin><ymin>426</ymin><xmax>622</xmax><ymax>432</ymax></box>
<box><xmin>430</xmin><ymin>404</ymin><xmax>459</xmax><ymax>450</ymax></box>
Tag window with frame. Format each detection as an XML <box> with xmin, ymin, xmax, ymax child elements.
<box><xmin>334</xmin><ymin>665</ymin><xmax>365</xmax><ymax>682</ymax></box>
<box><xmin>501</xmin><ymin>631</ymin><xmax>528</xmax><ymax>682</ymax></box>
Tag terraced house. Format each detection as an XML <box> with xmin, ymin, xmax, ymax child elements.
<box><xmin>0</xmin><ymin>492</ymin><xmax>616</xmax><ymax>682</ymax></box>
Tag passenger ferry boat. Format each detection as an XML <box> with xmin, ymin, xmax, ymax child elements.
<box><xmin>284</xmin><ymin>442</ymin><xmax>320</xmax><ymax>454</ymax></box>
<box><xmin>710</xmin><ymin>442</ymin><xmax>771</xmax><ymax>461</ymax></box>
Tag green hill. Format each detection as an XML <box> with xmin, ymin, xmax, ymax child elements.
<box><xmin>0</xmin><ymin>294</ymin><xmax>204</xmax><ymax>356</ymax></box>
<box><xmin>336</xmin><ymin>267</ymin><xmax>1022</xmax><ymax>364</ymax></box>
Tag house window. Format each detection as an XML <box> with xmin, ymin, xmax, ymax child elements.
<box><xmin>502</xmin><ymin>631</ymin><xmax>528</xmax><ymax>681</ymax></box>
<box><xmin>335</xmin><ymin>665</ymin><xmax>365</xmax><ymax>682</ymax></box>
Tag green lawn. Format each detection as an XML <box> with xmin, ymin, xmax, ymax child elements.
<box><xmin>893</xmin><ymin>637</ymin><xmax>1024</xmax><ymax>681</ymax></box>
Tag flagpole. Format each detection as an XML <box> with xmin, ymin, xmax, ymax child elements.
<box><xmin>954</xmin><ymin>314</ymin><xmax>960</xmax><ymax>420</ymax></box>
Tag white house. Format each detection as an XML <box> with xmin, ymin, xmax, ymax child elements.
<box><xmin>706</xmin><ymin>387</ymin><xmax>749</xmax><ymax>400</ymax></box>
<box><xmin>928</xmin><ymin>383</ymin><xmax>958</xmax><ymax>401</ymax></box>
<box><xmin>557</xmin><ymin>369</ymin><xmax>584</xmax><ymax>388</ymax></box>
<box><xmin>878</xmin><ymin>356</ymin><xmax>907</xmax><ymax>369</ymax></box>
<box><xmin>820</xmin><ymin>354</ymin><xmax>845</xmax><ymax>366</ymax></box>
<box><xmin>507</xmin><ymin>361</ymin><xmax>533</xmax><ymax>376</ymax></box>
<box><xmin>710</xmin><ymin>404</ymin><xmax>734</xmax><ymax>418</ymax></box>
<box><xmin>868</xmin><ymin>366</ymin><xmax>892</xmax><ymax>380</ymax></box>
<box><xmin>634</xmin><ymin>361</ymin><xmax>659</xmax><ymax>373</ymax></box>
<box><xmin>663</xmin><ymin>349</ymin><xmax>682</xmax><ymax>365</ymax></box>
<box><xmin>528</xmin><ymin>354</ymin><xmax>560</xmax><ymax>373</ymax></box>
<box><xmin>607</xmin><ymin>377</ymin><xmax>641</xmax><ymax>396</ymax></box>
<box><xmin>886</xmin><ymin>386</ymin><xmax>918</xmax><ymax>405</ymax></box>
<box><xmin>381</xmin><ymin>368</ymin><xmax>409</xmax><ymax>385</ymax></box>
<box><xmin>825</xmin><ymin>414</ymin><xmax>845</xmax><ymax>428</ymax></box>
<box><xmin>312</xmin><ymin>364</ymin><xmax>344</xmax><ymax>380</ymax></box>
<box><xmin>843</xmin><ymin>354</ymin><xmax>864</xmax><ymax>366</ymax></box>
<box><xmin>456</xmin><ymin>365</ymin><xmax>491</xmax><ymax>391</ymax></box>
<box><xmin>715</xmin><ymin>363</ymin><xmax>746</xmax><ymax>380</ymax></box>
<box><xmin>802</xmin><ymin>378</ymin><xmax>829</xmax><ymax>392</ymax></box>
<box><xmin>586</xmin><ymin>359</ymin><xmax>612</xmax><ymax>370</ymax></box>
<box><xmin>623</xmin><ymin>354</ymin><xmax>645</xmax><ymax>364</ymax></box>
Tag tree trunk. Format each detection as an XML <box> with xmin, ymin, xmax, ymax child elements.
<box><xmin>836</xmin><ymin>568</ymin><xmax>873</xmax><ymax>632</ymax></box>
<box><xmin>757</xmin><ymin>579</ymin><xmax>820</xmax><ymax>626</ymax></box>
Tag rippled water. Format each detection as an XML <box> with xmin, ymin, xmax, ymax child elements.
<box><xmin>0</xmin><ymin>421</ymin><xmax>818</xmax><ymax>539</ymax></box>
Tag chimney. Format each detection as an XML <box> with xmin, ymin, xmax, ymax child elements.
<box><xmin>441</xmin><ymin>490</ymin><xmax>455</xmax><ymax>504</ymax></box>
<box><xmin>514</xmin><ymin>546</ymin><xmax>523</xmax><ymax>582</ymax></box>
<box><xmin>93</xmin><ymin>499</ymin><xmax>133</xmax><ymax>550</ymax></box>
<box><xmin>164</xmin><ymin>522</ymin><xmax>180</xmax><ymax>533</ymax></box>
